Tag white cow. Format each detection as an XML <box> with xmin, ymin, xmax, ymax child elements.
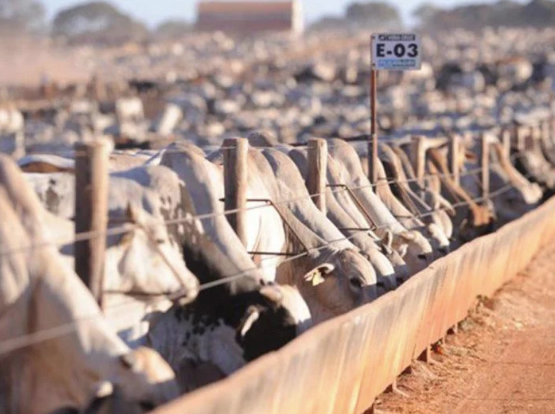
<box><xmin>23</xmin><ymin>167</ymin><xmax>200</xmax><ymax>346</ymax></box>
<box><xmin>327</xmin><ymin>139</ymin><xmax>434</xmax><ymax>275</ymax></box>
<box><xmin>0</xmin><ymin>155</ymin><xmax>179</xmax><ymax>414</ymax></box>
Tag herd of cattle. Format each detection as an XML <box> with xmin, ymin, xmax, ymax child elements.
<box><xmin>1</xmin><ymin>27</ymin><xmax>555</xmax><ymax>414</ymax></box>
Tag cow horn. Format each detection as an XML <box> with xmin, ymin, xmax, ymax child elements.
<box><xmin>93</xmin><ymin>381</ymin><xmax>114</xmax><ymax>398</ymax></box>
<box><xmin>381</xmin><ymin>230</ymin><xmax>394</xmax><ymax>250</ymax></box>
<box><xmin>239</xmin><ymin>306</ymin><xmax>260</xmax><ymax>337</ymax></box>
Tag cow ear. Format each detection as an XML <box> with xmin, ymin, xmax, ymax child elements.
<box><xmin>396</xmin><ymin>244</ymin><xmax>408</xmax><ymax>258</ymax></box>
<box><xmin>399</xmin><ymin>231</ymin><xmax>416</xmax><ymax>242</ymax></box>
<box><xmin>303</xmin><ymin>263</ymin><xmax>334</xmax><ymax>286</ymax></box>
<box><xmin>381</xmin><ymin>230</ymin><xmax>394</xmax><ymax>253</ymax></box>
<box><xmin>238</xmin><ymin>306</ymin><xmax>260</xmax><ymax>337</ymax></box>
<box><xmin>259</xmin><ymin>285</ymin><xmax>283</xmax><ymax>304</ymax></box>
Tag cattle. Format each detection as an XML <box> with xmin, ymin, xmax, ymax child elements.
<box><xmin>148</xmin><ymin>284</ymin><xmax>310</xmax><ymax>393</ymax></box>
<box><xmin>284</xmin><ymin>144</ymin><xmax>402</xmax><ymax>290</ymax></box>
<box><xmin>513</xmin><ymin>129</ymin><xmax>555</xmax><ymax>191</ymax></box>
<box><xmin>258</xmin><ymin>148</ymin><xmax>380</xmax><ymax>310</ymax></box>
<box><xmin>326</xmin><ymin>139</ymin><xmax>434</xmax><ymax>275</ymax></box>
<box><xmin>19</xmin><ymin>151</ymin><xmax>154</xmax><ymax>175</ymax></box>
<box><xmin>460</xmin><ymin>135</ymin><xmax>543</xmax><ymax>225</ymax></box>
<box><xmin>18</xmin><ymin>154</ymin><xmax>75</xmax><ymax>173</ymax></box>
<box><xmin>378</xmin><ymin>143</ymin><xmax>455</xmax><ymax>245</ymax></box>
<box><xmin>23</xmin><ymin>166</ymin><xmax>201</xmax><ymax>346</ymax></box>
<box><xmin>135</xmin><ymin>143</ymin><xmax>314</xmax><ymax>391</ymax></box>
<box><xmin>164</xmin><ymin>142</ymin><xmax>378</xmax><ymax>323</ymax></box>
<box><xmin>426</xmin><ymin>147</ymin><xmax>494</xmax><ymax>244</ymax></box>
<box><xmin>0</xmin><ymin>108</ymin><xmax>24</xmax><ymax>158</ymax></box>
<box><xmin>246</xmin><ymin>147</ymin><xmax>378</xmax><ymax>318</ymax></box>
<box><xmin>0</xmin><ymin>155</ymin><xmax>179</xmax><ymax>414</ymax></box>
<box><xmin>372</xmin><ymin>151</ymin><xmax>451</xmax><ymax>256</ymax></box>
<box><xmin>21</xmin><ymin>143</ymin><xmax>313</xmax><ymax>396</ymax></box>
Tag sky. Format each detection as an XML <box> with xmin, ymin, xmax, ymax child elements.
<box><xmin>42</xmin><ymin>0</ymin><xmax>523</xmax><ymax>28</ymax></box>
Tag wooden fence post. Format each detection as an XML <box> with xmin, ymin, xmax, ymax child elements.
<box><xmin>74</xmin><ymin>139</ymin><xmax>110</xmax><ymax>307</ymax></box>
<box><xmin>223</xmin><ymin>138</ymin><xmax>249</xmax><ymax>247</ymax></box>
<box><xmin>448</xmin><ymin>134</ymin><xmax>460</xmax><ymax>185</ymax></box>
<box><xmin>533</xmin><ymin>124</ymin><xmax>543</xmax><ymax>152</ymax></box>
<box><xmin>515</xmin><ymin>124</ymin><xmax>526</xmax><ymax>152</ymax></box>
<box><xmin>480</xmin><ymin>133</ymin><xmax>490</xmax><ymax>201</ymax></box>
<box><xmin>501</xmin><ymin>128</ymin><xmax>511</xmax><ymax>159</ymax></box>
<box><xmin>411</xmin><ymin>135</ymin><xmax>426</xmax><ymax>192</ymax></box>
<box><xmin>307</xmin><ymin>138</ymin><xmax>327</xmax><ymax>213</ymax></box>
<box><xmin>540</xmin><ymin>119</ymin><xmax>552</xmax><ymax>148</ymax></box>
<box><xmin>528</xmin><ymin>125</ymin><xmax>537</xmax><ymax>152</ymax></box>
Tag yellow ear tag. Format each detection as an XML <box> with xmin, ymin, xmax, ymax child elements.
<box><xmin>311</xmin><ymin>272</ymin><xmax>326</xmax><ymax>286</ymax></box>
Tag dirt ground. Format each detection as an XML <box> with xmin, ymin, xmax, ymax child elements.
<box><xmin>374</xmin><ymin>241</ymin><xmax>555</xmax><ymax>414</ymax></box>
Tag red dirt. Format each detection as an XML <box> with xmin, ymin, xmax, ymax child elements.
<box><xmin>374</xmin><ymin>241</ymin><xmax>555</xmax><ymax>414</ymax></box>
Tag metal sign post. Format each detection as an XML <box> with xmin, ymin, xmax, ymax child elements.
<box><xmin>370</xmin><ymin>41</ymin><xmax>378</xmax><ymax>185</ymax></box>
<box><xmin>369</xmin><ymin>33</ymin><xmax>422</xmax><ymax>185</ymax></box>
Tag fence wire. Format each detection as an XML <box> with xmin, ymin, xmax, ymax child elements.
<box><xmin>0</xmin><ymin>173</ymin><xmax>527</xmax><ymax>357</ymax></box>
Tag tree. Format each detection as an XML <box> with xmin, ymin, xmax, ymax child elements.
<box><xmin>0</xmin><ymin>0</ymin><xmax>46</xmax><ymax>35</ymax></box>
<box><xmin>154</xmin><ymin>20</ymin><xmax>192</xmax><ymax>40</ymax></box>
<box><xmin>52</xmin><ymin>1</ymin><xmax>148</xmax><ymax>45</ymax></box>
<box><xmin>412</xmin><ymin>3</ymin><xmax>442</xmax><ymax>27</ymax></box>
<box><xmin>345</xmin><ymin>1</ymin><xmax>402</xmax><ymax>29</ymax></box>
<box><xmin>309</xmin><ymin>16</ymin><xmax>348</xmax><ymax>32</ymax></box>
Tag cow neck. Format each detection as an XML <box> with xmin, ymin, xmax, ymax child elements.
<box><xmin>181</xmin><ymin>239</ymin><xmax>260</xmax><ymax>297</ymax></box>
<box><xmin>428</xmin><ymin>148</ymin><xmax>482</xmax><ymax>212</ymax></box>
<box><xmin>493</xmin><ymin>143</ymin><xmax>533</xmax><ymax>189</ymax></box>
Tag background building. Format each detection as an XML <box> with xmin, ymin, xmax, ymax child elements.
<box><xmin>196</xmin><ymin>1</ymin><xmax>303</xmax><ymax>35</ymax></box>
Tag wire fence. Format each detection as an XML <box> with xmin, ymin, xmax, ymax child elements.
<box><xmin>0</xmin><ymin>158</ymin><xmax>497</xmax><ymax>258</ymax></box>
<box><xmin>0</xmin><ymin>120</ymin><xmax>546</xmax><ymax>357</ymax></box>
<box><xmin>0</xmin><ymin>174</ymin><xmax>525</xmax><ymax>358</ymax></box>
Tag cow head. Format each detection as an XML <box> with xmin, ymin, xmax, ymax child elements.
<box><xmin>236</xmin><ymin>284</ymin><xmax>311</xmax><ymax>362</ymax></box>
<box><xmin>105</xmin><ymin>203</ymin><xmax>199</xmax><ymax>305</ymax></box>
<box><xmin>288</xmin><ymin>248</ymin><xmax>378</xmax><ymax>324</ymax></box>
<box><xmin>378</xmin><ymin>231</ymin><xmax>410</xmax><ymax>285</ymax></box>
<box><xmin>390</xmin><ymin>230</ymin><xmax>433</xmax><ymax>275</ymax></box>
<box><xmin>85</xmin><ymin>347</ymin><xmax>179</xmax><ymax>413</ymax></box>
<box><xmin>424</xmin><ymin>223</ymin><xmax>451</xmax><ymax>257</ymax></box>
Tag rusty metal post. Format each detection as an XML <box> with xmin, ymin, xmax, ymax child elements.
<box><xmin>448</xmin><ymin>134</ymin><xmax>460</xmax><ymax>185</ymax></box>
<box><xmin>74</xmin><ymin>139</ymin><xmax>110</xmax><ymax>307</ymax></box>
<box><xmin>223</xmin><ymin>138</ymin><xmax>249</xmax><ymax>247</ymax></box>
<box><xmin>369</xmin><ymin>64</ymin><xmax>378</xmax><ymax>185</ymax></box>
<box><xmin>307</xmin><ymin>138</ymin><xmax>327</xmax><ymax>213</ymax></box>
<box><xmin>480</xmin><ymin>133</ymin><xmax>490</xmax><ymax>201</ymax></box>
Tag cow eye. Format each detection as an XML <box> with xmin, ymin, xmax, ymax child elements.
<box><xmin>417</xmin><ymin>254</ymin><xmax>427</xmax><ymax>261</ymax></box>
<box><xmin>139</xmin><ymin>401</ymin><xmax>155</xmax><ymax>411</ymax></box>
<box><xmin>349</xmin><ymin>277</ymin><xmax>363</xmax><ymax>289</ymax></box>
